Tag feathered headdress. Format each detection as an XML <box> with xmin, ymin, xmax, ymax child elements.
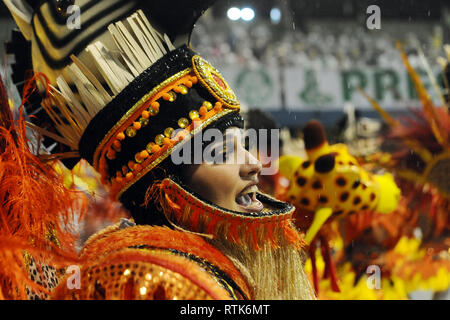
<box><xmin>4</xmin><ymin>0</ymin><xmax>243</xmax><ymax>201</ymax></box>
<box><xmin>4</xmin><ymin>0</ymin><xmax>303</xmax><ymax>251</ymax></box>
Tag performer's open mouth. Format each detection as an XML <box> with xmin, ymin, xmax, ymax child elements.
<box><xmin>235</xmin><ymin>185</ymin><xmax>264</xmax><ymax>213</ymax></box>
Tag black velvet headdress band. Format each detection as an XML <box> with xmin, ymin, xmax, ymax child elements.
<box><xmin>79</xmin><ymin>46</ymin><xmax>195</xmax><ymax>165</ymax></box>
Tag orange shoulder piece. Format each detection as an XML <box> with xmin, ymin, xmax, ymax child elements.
<box><xmin>54</xmin><ymin>225</ymin><xmax>251</xmax><ymax>300</ymax></box>
<box><xmin>51</xmin><ymin>247</ymin><xmax>232</xmax><ymax>300</ymax></box>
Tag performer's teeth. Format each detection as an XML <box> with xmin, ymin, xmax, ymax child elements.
<box><xmin>236</xmin><ymin>192</ymin><xmax>264</xmax><ymax>212</ymax></box>
<box><xmin>236</xmin><ymin>194</ymin><xmax>252</xmax><ymax>207</ymax></box>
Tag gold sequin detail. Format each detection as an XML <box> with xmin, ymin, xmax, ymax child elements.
<box><xmin>82</xmin><ymin>262</ymin><xmax>212</xmax><ymax>300</ymax></box>
<box><xmin>192</xmin><ymin>55</ymin><xmax>239</xmax><ymax>108</ymax></box>
<box><xmin>167</xmin><ymin>91</ymin><xmax>177</xmax><ymax>102</ymax></box>
<box><xmin>135</xmin><ymin>153</ymin><xmax>144</xmax><ymax>164</ymax></box>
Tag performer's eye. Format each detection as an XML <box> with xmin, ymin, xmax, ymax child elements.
<box><xmin>243</xmin><ymin>137</ymin><xmax>250</xmax><ymax>151</ymax></box>
<box><xmin>222</xmin><ymin>144</ymin><xmax>233</xmax><ymax>160</ymax></box>
<box><xmin>215</xmin><ymin>145</ymin><xmax>226</xmax><ymax>157</ymax></box>
<box><xmin>209</xmin><ymin>143</ymin><xmax>229</xmax><ymax>164</ymax></box>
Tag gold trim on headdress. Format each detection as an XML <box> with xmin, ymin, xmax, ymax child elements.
<box><xmin>85</xmin><ymin>57</ymin><xmax>241</xmax><ymax>199</ymax></box>
<box><xmin>93</xmin><ymin>68</ymin><xmax>193</xmax><ymax>170</ymax></box>
<box><xmin>114</xmin><ymin>108</ymin><xmax>235</xmax><ymax>199</ymax></box>
<box><xmin>192</xmin><ymin>55</ymin><xmax>240</xmax><ymax>109</ymax></box>
<box><xmin>22</xmin><ymin>8</ymin><xmax>242</xmax><ymax>201</ymax></box>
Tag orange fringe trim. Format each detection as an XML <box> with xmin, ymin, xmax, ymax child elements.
<box><xmin>153</xmin><ymin>179</ymin><xmax>305</xmax><ymax>251</ymax></box>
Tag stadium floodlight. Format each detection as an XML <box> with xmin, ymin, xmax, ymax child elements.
<box><xmin>241</xmin><ymin>7</ymin><xmax>255</xmax><ymax>21</ymax></box>
<box><xmin>227</xmin><ymin>7</ymin><xmax>241</xmax><ymax>21</ymax></box>
<box><xmin>270</xmin><ymin>7</ymin><xmax>281</xmax><ymax>24</ymax></box>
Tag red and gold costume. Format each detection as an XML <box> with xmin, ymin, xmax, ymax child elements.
<box><xmin>52</xmin><ymin>225</ymin><xmax>252</xmax><ymax>300</ymax></box>
<box><xmin>0</xmin><ymin>0</ymin><xmax>315</xmax><ymax>300</ymax></box>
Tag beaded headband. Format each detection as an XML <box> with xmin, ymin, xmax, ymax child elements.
<box><xmin>74</xmin><ymin>45</ymin><xmax>241</xmax><ymax>199</ymax></box>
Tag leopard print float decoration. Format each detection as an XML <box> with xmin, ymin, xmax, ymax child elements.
<box><xmin>279</xmin><ymin>120</ymin><xmax>401</xmax><ymax>243</ymax></box>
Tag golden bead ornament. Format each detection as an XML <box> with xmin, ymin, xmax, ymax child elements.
<box><xmin>125</xmin><ymin>127</ymin><xmax>137</xmax><ymax>138</ymax></box>
<box><xmin>155</xmin><ymin>134</ymin><xmax>166</xmax><ymax>146</ymax></box>
<box><xmin>116</xmin><ymin>132</ymin><xmax>126</xmax><ymax>141</ymax></box>
<box><xmin>125</xmin><ymin>172</ymin><xmax>134</xmax><ymax>181</ymax></box>
<box><xmin>152</xmin><ymin>144</ymin><xmax>161</xmax><ymax>153</ymax></box>
<box><xmin>164</xmin><ymin>127</ymin><xmax>175</xmax><ymax>138</ymax></box>
<box><xmin>163</xmin><ymin>91</ymin><xmax>177</xmax><ymax>102</ymax></box>
<box><xmin>199</xmin><ymin>106</ymin><xmax>208</xmax><ymax>117</ymax></box>
<box><xmin>169</xmin><ymin>91</ymin><xmax>177</xmax><ymax>101</ymax></box>
<box><xmin>151</xmin><ymin>101</ymin><xmax>160</xmax><ymax>110</ymax></box>
<box><xmin>135</xmin><ymin>152</ymin><xmax>144</xmax><ymax>164</ymax></box>
<box><xmin>203</xmin><ymin>101</ymin><xmax>213</xmax><ymax>111</ymax></box>
<box><xmin>139</xmin><ymin>117</ymin><xmax>149</xmax><ymax>127</ymax></box>
<box><xmin>214</xmin><ymin>102</ymin><xmax>223</xmax><ymax>112</ymax></box>
<box><xmin>146</xmin><ymin>142</ymin><xmax>156</xmax><ymax>154</ymax></box>
<box><xmin>175</xmin><ymin>84</ymin><xmax>189</xmax><ymax>95</ymax></box>
<box><xmin>134</xmin><ymin>163</ymin><xmax>143</xmax><ymax>172</ymax></box>
<box><xmin>178</xmin><ymin>117</ymin><xmax>189</xmax><ymax>129</ymax></box>
<box><xmin>107</xmin><ymin>150</ymin><xmax>116</xmax><ymax>160</ymax></box>
<box><xmin>189</xmin><ymin>110</ymin><xmax>200</xmax><ymax>120</ymax></box>
<box><xmin>190</xmin><ymin>76</ymin><xmax>198</xmax><ymax>85</ymax></box>
<box><xmin>133</xmin><ymin>122</ymin><xmax>142</xmax><ymax>130</ymax></box>
<box><xmin>141</xmin><ymin>110</ymin><xmax>150</xmax><ymax>119</ymax></box>
<box><xmin>112</xmin><ymin>140</ymin><xmax>122</xmax><ymax>151</ymax></box>
<box><xmin>149</xmin><ymin>106</ymin><xmax>159</xmax><ymax>116</ymax></box>
<box><xmin>56</xmin><ymin>0</ymin><xmax>74</xmax><ymax>16</ymax></box>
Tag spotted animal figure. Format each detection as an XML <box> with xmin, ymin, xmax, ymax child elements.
<box><xmin>279</xmin><ymin>120</ymin><xmax>401</xmax><ymax>243</ymax></box>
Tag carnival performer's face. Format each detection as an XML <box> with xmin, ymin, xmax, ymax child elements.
<box><xmin>183</xmin><ymin>127</ymin><xmax>264</xmax><ymax>213</ymax></box>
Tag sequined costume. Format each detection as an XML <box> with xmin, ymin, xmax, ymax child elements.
<box><xmin>1</xmin><ymin>0</ymin><xmax>315</xmax><ymax>300</ymax></box>
<box><xmin>51</xmin><ymin>224</ymin><xmax>252</xmax><ymax>300</ymax></box>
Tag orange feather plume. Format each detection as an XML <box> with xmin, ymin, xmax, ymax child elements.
<box><xmin>0</xmin><ymin>73</ymin><xmax>86</xmax><ymax>299</ymax></box>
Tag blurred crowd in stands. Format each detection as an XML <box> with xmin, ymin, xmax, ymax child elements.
<box><xmin>192</xmin><ymin>15</ymin><xmax>448</xmax><ymax>70</ymax></box>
